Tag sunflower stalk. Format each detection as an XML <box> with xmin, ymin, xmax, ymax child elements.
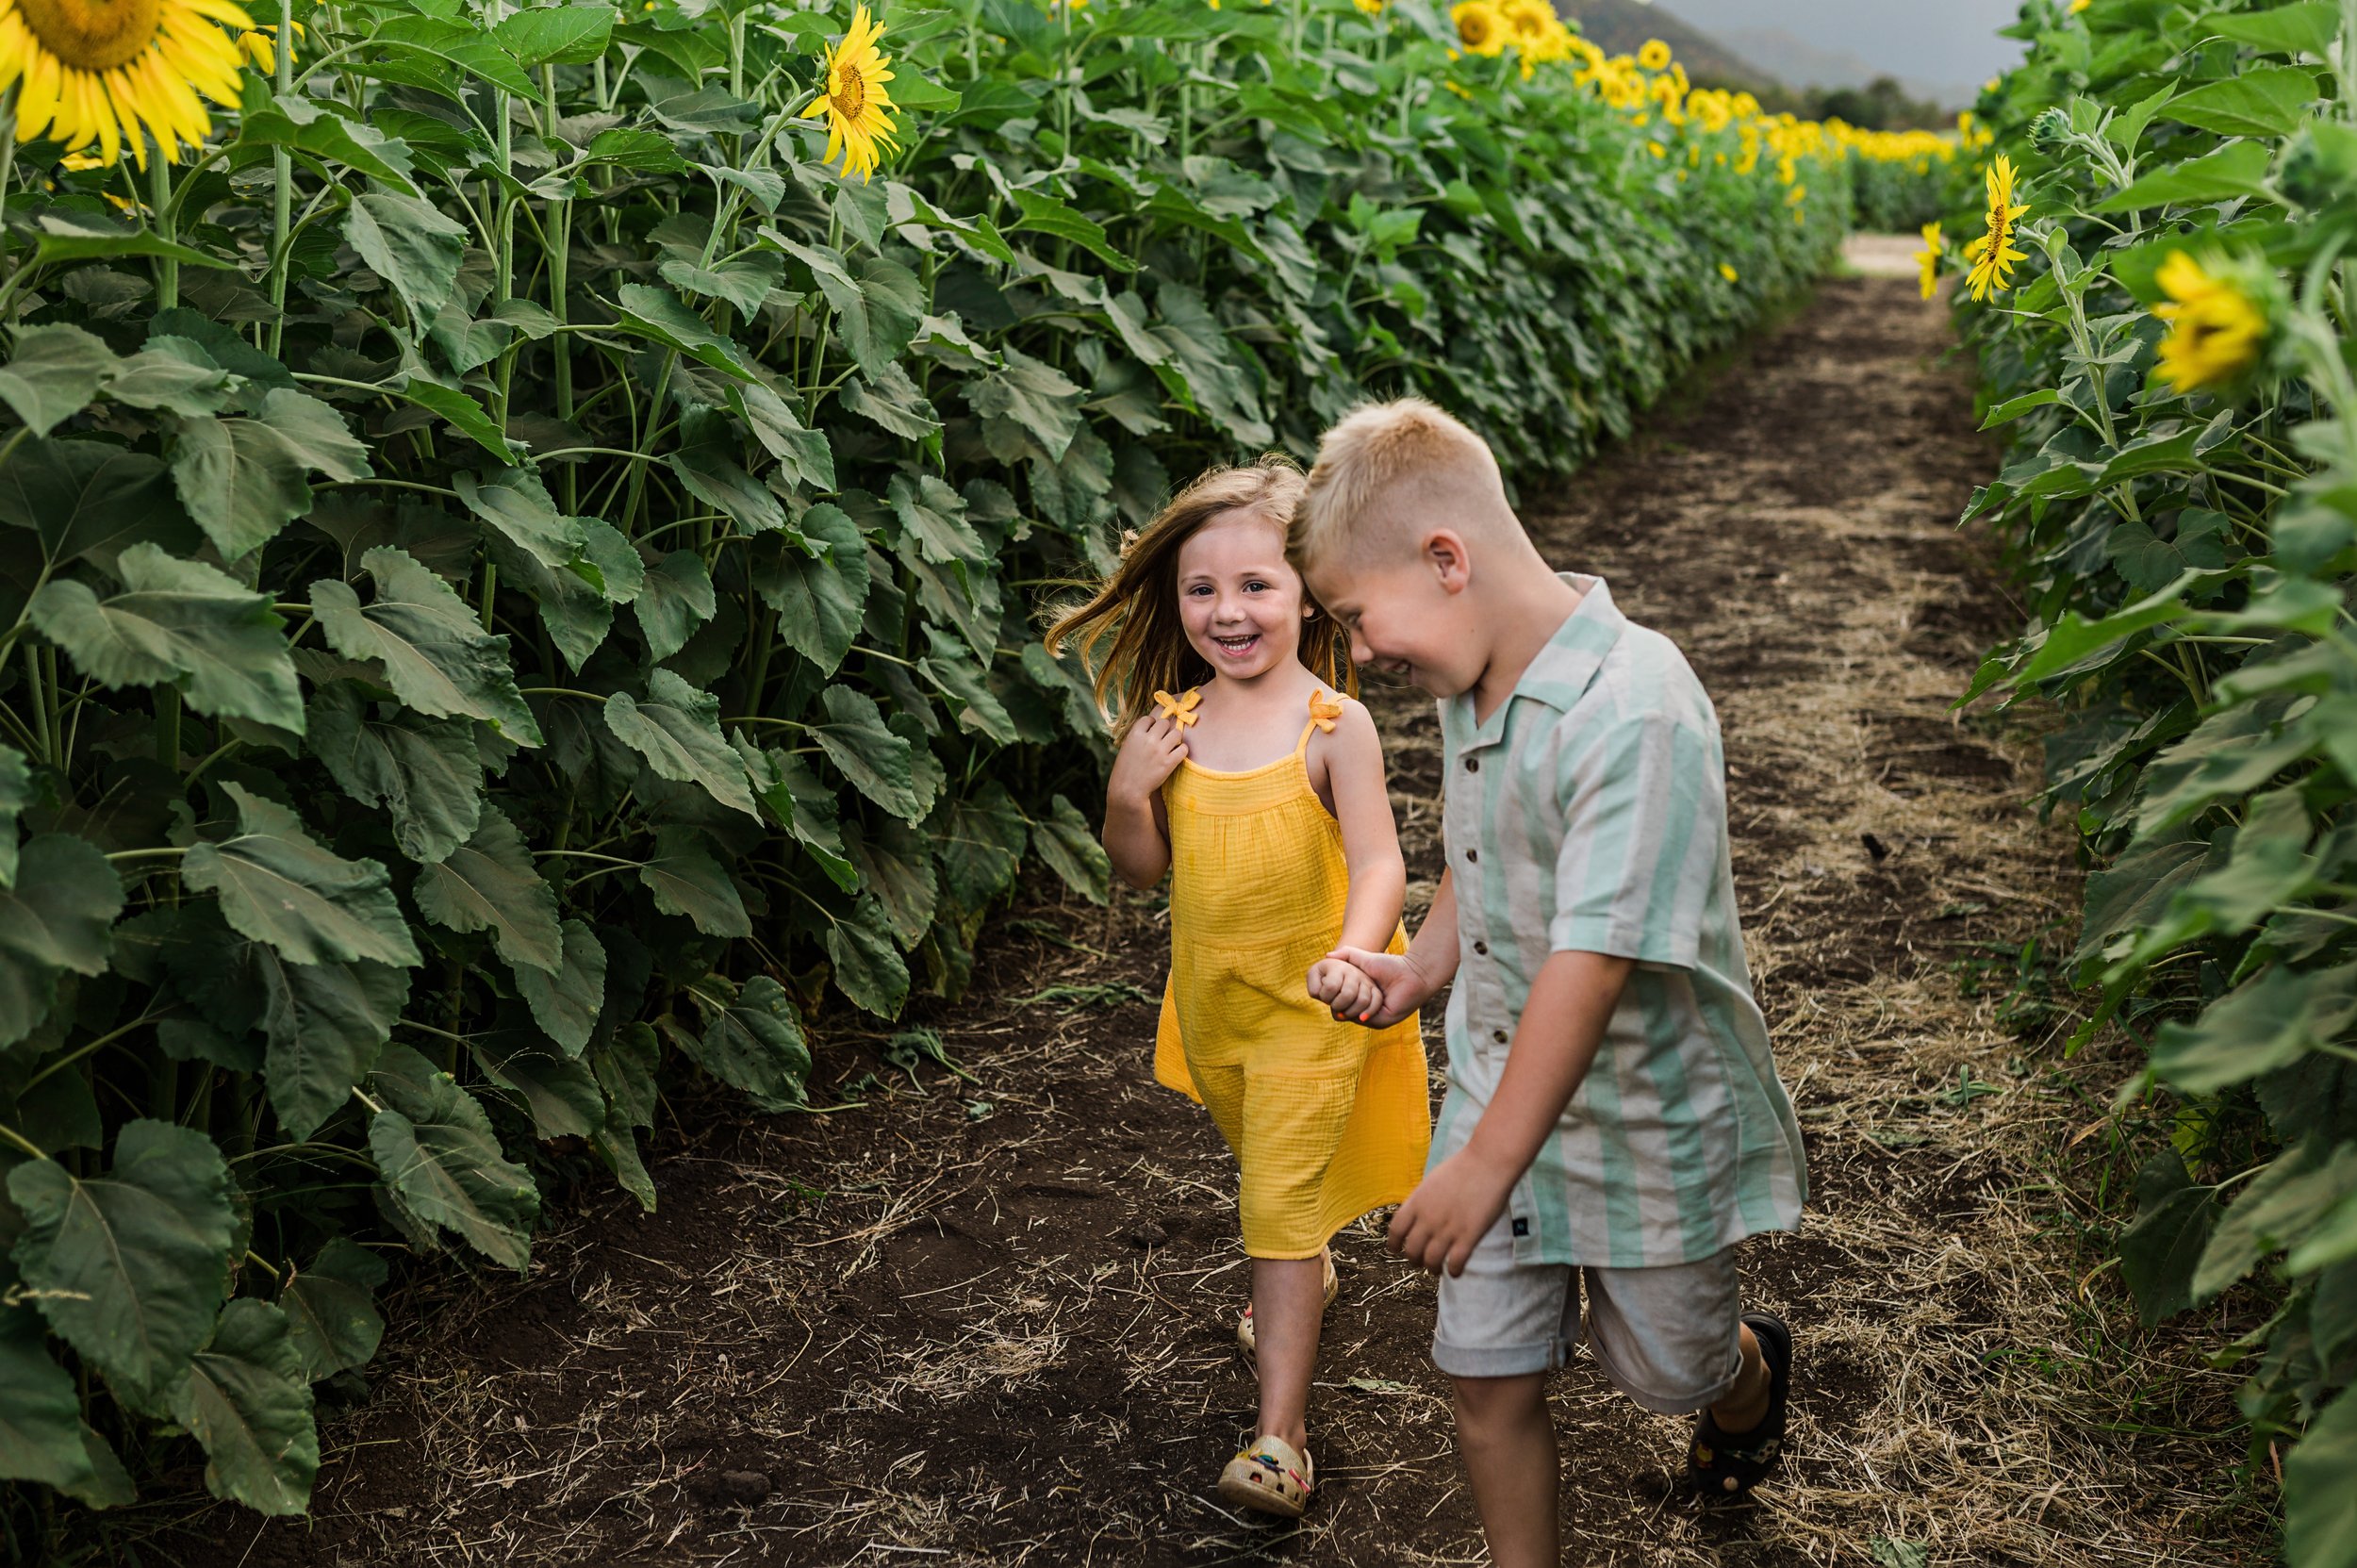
<box><xmin>269</xmin><ymin>0</ymin><xmax>293</xmax><ymax>355</ymax></box>
<box><xmin>0</xmin><ymin>83</ymin><xmax>17</xmax><ymax>279</ymax></box>
<box><xmin>150</xmin><ymin>156</ymin><xmax>175</xmax><ymax>311</ymax></box>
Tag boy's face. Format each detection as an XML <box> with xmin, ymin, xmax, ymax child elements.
<box><xmin>1304</xmin><ymin>534</ymin><xmax>1487</xmax><ymax>699</ymax></box>
<box><xmin>1175</xmin><ymin>511</ymin><xmax>1310</xmax><ymax>681</ymax></box>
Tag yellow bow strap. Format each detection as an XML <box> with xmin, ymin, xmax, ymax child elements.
<box><xmin>1308</xmin><ymin>690</ymin><xmax>1344</xmax><ymax>734</ymax></box>
<box><xmin>1153</xmin><ymin>688</ymin><xmax>1202</xmax><ymax>728</ymax></box>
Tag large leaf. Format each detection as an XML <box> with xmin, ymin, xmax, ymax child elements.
<box><xmin>277</xmin><ymin>1236</ymin><xmax>387</xmax><ymax>1382</ymax></box>
<box><xmin>367</xmin><ymin>1053</ymin><xmax>538</xmax><ymax>1270</ymax></box>
<box><xmin>515</xmin><ymin>918</ymin><xmax>606</xmax><ymax>1057</ymax></box>
<box><xmin>2150</xmin><ymin>964</ymin><xmax>2357</xmax><ymax>1094</ymax></box>
<box><xmin>8</xmin><ymin>1119</ymin><xmax>235</xmax><ymax>1410</ymax></box>
<box><xmin>411</xmin><ymin>809</ymin><xmax>563</xmax><ymax>973</ymax></box>
<box><xmin>0</xmin><ymin>745</ymin><xmax>25</xmax><ymax>890</ymax></box>
<box><xmin>847</xmin><ymin>819</ymin><xmax>939</xmax><ymax>949</ymax></box>
<box><xmin>667</xmin><ymin>444</ymin><xmax>785</xmax><ymax>535</ymax></box>
<box><xmin>967</xmin><ymin>345</ymin><xmax>1084</xmax><ymax>464</ymax></box>
<box><xmin>2160</xmin><ymin>68</ymin><xmax>2318</xmax><ymax>140</ymax></box>
<box><xmin>632</xmin><ymin>549</ymin><xmax>716</xmax><ymax>663</ymax></box>
<box><xmin>455</xmin><ymin>468</ymin><xmax>585</xmax><ymax>573</ymax></box>
<box><xmin>345</xmin><ymin>191</ymin><xmax>468</xmax><ymax>328</ymax></box>
<box><xmin>172</xmin><ymin>390</ymin><xmax>370</xmax><ymax>561</ymax></box>
<box><xmin>183</xmin><ymin>783</ymin><xmax>420</xmax><ymax>968</ymax></box>
<box><xmin>0</xmin><ymin>438</ymin><xmax>201</xmax><ymax>571</ymax></box>
<box><xmin>0</xmin><ymin>1299</ymin><xmax>94</xmax><ymax>1491</ymax></box>
<box><xmin>2286</xmin><ymin>1387</ymin><xmax>2357</xmax><ymax>1568</ymax></box>
<box><xmin>256</xmin><ymin>949</ymin><xmax>409</xmax><ymax>1142</ymax></box>
<box><xmin>311</xmin><ymin>547</ymin><xmax>543</xmax><ymax>745</ymax></box>
<box><xmin>0</xmin><ymin>324</ymin><xmax>116</xmax><ymax>437</ymax></box>
<box><xmin>750</xmin><ymin>503</ymin><xmax>867</xmax><ymax>675</ymax></box>
<box><xmin>1030</xmin><ymin>794</ymin><xmax>1113</xmax><ymax>904</ymax></box>
<box><xmin>826</xmin><ymin>895</ymin><xmax>909</xmax><ymax>1017</ymax></box>
<box><xmin>307</xmin><ymin>681</ymin><xmax>485</xmax><ymax>864</ymax></box>
<box><xmin>602</xmin><ymin>669</ymin><xmax>760</xmax><ymax>820</ymax></box>
<box><xmin>2116</xmin><ymin>1149</ymin><xmax>2222</xmax><ymax>1326</ymax></box>
<box><xmin>2093</xmin><ymin>141</ymin><xmax>2276</xmax><ymax>212</ymax></box>
<box><xmin>610</xmin><ymin>285</ymin><xmax>756</xmax><ymax>380</ymax></box>
<box><xmin>0</xmin><ymin>834</ymin><xmax>124</xmax><ymax>1048</ymax></box>
<box><xmin>470</xmin><ymin>1032</ymin><xmax>606</xmax><ymax>1140</ymax></box>
<box><xmin>677</xmin><ymin>975</ymin><xmax>809</xmax><ymax>1112</ymax></box>
<box><xmin>169</xmin><ymin>1299</ymin><xmax>318</xmax><ymax>1517</ymax></box>
<box><xmin>812</xmin><ymin>686</ymin><xmax>922</xmax><ymax>821</ymax></box>
<box><xmin>29</xmin><ymin>543</ymin><xmax>304</xmax><ymax>729</ymax></box>
<box><xmin>492</xmin><ymin>2</ymin><xmax>613</xmax><ymax>64</ymax></box>
<box><xmin>636</xmin><ymin>826</ymin><xmax>751</xmax><ymax>938</ymax></box>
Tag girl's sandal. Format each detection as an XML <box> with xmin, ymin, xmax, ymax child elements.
<box><xmin>1218</xmin><ymin>1434</ymin><xmax>1314</xmax><ymax>1520</ymax></box>
<box><xmin>1688</xmin><ymin>1311</ymin><xmax>1794</xmax><ymax>1500</ymax></box>
<box><xmin>1236</xmin><ymin>1248</ymin><xmax>1338</xmax><ymax>1355</ymax></box>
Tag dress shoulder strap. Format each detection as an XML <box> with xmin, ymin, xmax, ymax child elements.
<box><xmin>1295</xmin><ymin>688</ymin><xmax>1344</xmax><ymax>751</ymax></box>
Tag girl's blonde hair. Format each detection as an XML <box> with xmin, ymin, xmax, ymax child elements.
<box><xmin>1045</xmin><ymin>456</ymin><xmax>1355</xmax><ymax>735</ymax></box>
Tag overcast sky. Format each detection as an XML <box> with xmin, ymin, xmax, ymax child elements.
<box><xmin>1649</xmin><ymin>0</ymin><xmax>2033</xmax><ymax>90</ymax></box>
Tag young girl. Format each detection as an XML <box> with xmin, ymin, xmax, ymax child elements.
<box><xmin>1047</xmin><ymin>457</ymin><xmax>1430</xmax><ymax>1520</ymax></box>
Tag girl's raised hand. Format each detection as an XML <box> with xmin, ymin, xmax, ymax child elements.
<box><xmin>1308</xmin><ymin>956</ymin><xmax>1379</xmax><ymax>1023</ymax></box>
<box><xmin>1109</xmin><ymin>709</ymin><xmax>1188</xmax><ymax>807</ymax></box>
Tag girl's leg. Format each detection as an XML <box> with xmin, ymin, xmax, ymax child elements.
<box><xmin>1250</xmin><ymin>1254</ymin><xmax>1327</xmax><ymax>1451</ymax></box>
<box><xmin>1450</xmin><ymin>1373</ymin><xmax>1558</xmax><ymax>1568</ymax></box>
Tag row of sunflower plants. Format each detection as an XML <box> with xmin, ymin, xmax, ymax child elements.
<box><xmin>0</xmin><ymin>0</ymin><xmax>1905</xmax><ymax>1535</ymax></box>
<box><xmin>1945</xmin><ymin>0</ymin><xmax>2357</xmax><ymax>1558</ymax></box>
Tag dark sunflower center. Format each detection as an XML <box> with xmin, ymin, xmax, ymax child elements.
<box><xmin>18</xmin><ymin>0</ymin><xmax>165</xmax><ymax>72</ymax></box>
<box><xmin>831</xmin><ymin>61</ymin><xmax>867</xmax><ymax>120</ymax></box>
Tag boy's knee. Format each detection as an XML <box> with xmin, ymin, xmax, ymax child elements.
<box><xmin>1449</xmin><ymin>1372</ymin><xmax>1547</xmax><ymax>1440</ymax></box>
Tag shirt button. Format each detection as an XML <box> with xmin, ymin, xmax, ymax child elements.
<box><xmin>1492</xmin><ymin>1029</ymin><xmax>1508</xmax><ymax>1044</ymax></box>
<box><xmin>1474</xmin><ymin>941</ymin><xmax>1489</xmax><ymax>956</ymax></box>
<box><xmin>1465</xmin><ymin>849</ymin><xmax>1478</xmax><ymax>864</ymax></box>
<box><xmin>1465</xmin><ymin>757</ymin><xmax>1479</xmax><ymax>772</ymax></box>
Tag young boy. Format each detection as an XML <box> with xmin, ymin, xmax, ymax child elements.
<box><xmin>1297</xmin><ymin>398</ymin><xmax>1806</xmax><ymax>1566</ymax></box>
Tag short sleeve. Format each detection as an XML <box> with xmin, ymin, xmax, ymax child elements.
<box><xmin>1546</xmin><ymin>713</ymin><xmax>1725</xmax><ymax>969</ymax></box>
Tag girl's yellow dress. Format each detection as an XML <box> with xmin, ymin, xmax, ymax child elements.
<box><xmin>1151</xmin><ymin>686</ymin><xmax>1431</xmax><ymax>1260</ymax></box>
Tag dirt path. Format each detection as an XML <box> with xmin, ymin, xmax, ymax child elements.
<box><xmin>162</xmin><ymin>256</ymin><xmax>2275</xmax><ymax>1568</ymax></box>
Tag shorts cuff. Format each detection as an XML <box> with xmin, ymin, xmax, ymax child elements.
<box><xmin>1586</xmin><ymin>1335</ymin><xmax>1741</xmax><ymax>1415</ymax></box>
<box><xmin>1432</xmin><ymin>1334</ymin><xmax>1568</xmax><ymax>1379</ymax></box>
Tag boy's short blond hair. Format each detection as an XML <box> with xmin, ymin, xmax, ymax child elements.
<box><xmin>1293</xmin><ymin>396</ymin><xmax>1513</xmax><ymax>570</ymax></box>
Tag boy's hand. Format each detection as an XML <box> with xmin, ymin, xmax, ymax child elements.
<box><xmin>1108</xmin><ymin>709</ymin><xmax>1187</xmax><ymax>806</ymax></box>
<box><xmin>1320</xmin><ymin>946</ymin><xmax>1431</xmax><ymax>1030</ymax></box>
<box><xmin>1387</xmin><ymin>1147</ymin><xmax>1516</xmax><ymax>1277</ymax></box>
<box><xmin>1307</xmin><ymin>956</ymin><xmax>1381</xmax><ymax>1022</ymax></box>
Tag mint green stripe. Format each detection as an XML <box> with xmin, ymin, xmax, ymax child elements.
<box><xmin>1639</xmin><ymin>976</ymin><xmax>1722</xmax><ymax>1261</ymax></box>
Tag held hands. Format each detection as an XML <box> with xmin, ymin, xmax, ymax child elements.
<box><xmin>1109</xmin><ymin>708</ymin><xmax>1188</xmax><ymax>806</ymax></box>
<box><xmin>1387</xmin><ymin>1146</ymin><xmax>1516</xmax><ymax>1278</ymax></box>
<box><xmin>1309</xmin><ymin>946</ymin><xmax>1429</xmax><ymax>1031</ymax></box>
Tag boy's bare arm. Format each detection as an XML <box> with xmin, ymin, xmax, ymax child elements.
<box><xmin>1312</xmin><ymin>868</ymin><xmax>1463</xmax><ymax>1025</ymax></box>
<box><xmin>1388</xmin><ymin>949</ymin><xmax>1634</xmax><ymax>1276</ymax></box>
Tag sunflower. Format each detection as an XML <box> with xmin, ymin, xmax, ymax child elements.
<box><xmin>1499</xmin><ymin>0</ymin><xmax>1553</xmax><ymax>48</ymax></box>
<box><xmin>1352</xmin><ymin>0</ymin><xmax>1382</xmax><ymax>12</ymax></box>
<box><xmin>800</xmin><ymin>2</ymin><xmax>898</xmax><ymax>183</ymax></box>
<box><xmin>1637</xmin><ymin>37</ymin><xmax>1671</xmax><ymax>71</ymax></box>
<box><xmin>1963</xmin><ymin>153</ymin><xmax>2029</xmax><ymax>301</ymax></box>
<box><xmin>1451</xmin><ymin>0</ymin><xmax>1507</xmax><ymax>57</ymax></box>
<box><xmin>1915</xmin><ymin>220</ymin><xmax>1941</xmax><ymax>300</ymax></box>
<box><xmin>2152</xmin><ymin>252</ymin><xmax>2269</xmax><ymax>392</ymax></box>
<box><xmin>0</xmin><ymin>0</ymin><xmax>257</xmax><ymax>167</ymax></box>
<box><xmin>1719</xmin><ymin>262</ymin><xmax>1738</xmax><ymax>283</ymax></box>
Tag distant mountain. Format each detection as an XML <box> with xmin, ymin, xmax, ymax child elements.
<box><xmin>1557</xmin><ymin>0</ymin><xmax>1772</xmax><ymax>91</ymax></box>
<box><xmin>1716</xmin><ymin>24</ymin><xmax>1980</xmax><ymax>109</ymax></box>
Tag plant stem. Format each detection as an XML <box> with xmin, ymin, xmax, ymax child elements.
<box><xmin>269</xmin><ymin>0</ymin><xmax>293</xmax><ymax>355</ymax></box>
<box><xmin>150</xmin><ymin>156</ymin><xmax>177</xmax><ymax>311</ymax></box>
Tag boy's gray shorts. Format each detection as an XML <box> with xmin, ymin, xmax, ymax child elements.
<box><xmin>1433</xmin><ymin>1213</ymin><xmax>1745</xmax><ymax>1414</ymax></box>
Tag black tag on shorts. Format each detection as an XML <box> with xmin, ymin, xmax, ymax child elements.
<box><xmin>1511</xmin><ymin>1216</ymin><xmax>1529</xmax><ymax>1238</ymax></box>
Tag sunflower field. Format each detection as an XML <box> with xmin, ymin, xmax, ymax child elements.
<box><xmin>0</xmin><ymin>0</ymin><xmax>1943</xmax><ymax>1534</ymax></box>
<box><xmin>1951</xmin><ymin>0</ymin><xmax>2357</xmax><ymax>1558</ymax></box>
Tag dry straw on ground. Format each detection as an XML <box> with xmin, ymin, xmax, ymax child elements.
<box><xmin>150</xmin><ymin>256</ymin><xmax>2275</xmax><ymax>1568</ymax></box>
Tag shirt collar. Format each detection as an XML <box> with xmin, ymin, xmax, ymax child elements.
<box><xmin>1449</xmin><ymin>574</ymin><xmax>1626</xmax><ymax>752</ymax></box>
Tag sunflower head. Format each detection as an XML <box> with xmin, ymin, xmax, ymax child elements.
<box><xmin>1451</xmin><ymin>0</ymin><xmax>1507</xmax><ymax>57</ymax></box>
<box><xmin>1964</xmin><ymin>153</ymin><xmax>2030</xmax><ymax>301</ymax></box>
<box><xmin>2151</xmin><ymin>251</ymin><xmax>2276</xmax><ymax>393</ymax></box>
<box><xmin>1499</xmin><ymin>0</ymin><xmax>1553</xmax><ymax>47</ymax></box>
<box><xmin>1637</xmin><ymin>37</ymin><xmax>1672</xmax><ymax>71</ymax></box>
<box><xmin>1915</xmin><ymin>220</ymin><xmax>1942</xmax><ymax>301</ymax></box>
<box><xmin>0</xmin><ymin>0</ymin><xmax>260</xmax><ymax>167</ymax></box>
<box><xmin>799</xmin><ymin>3</ymin><xmax>899</xmax><ymax>182</ymax></box>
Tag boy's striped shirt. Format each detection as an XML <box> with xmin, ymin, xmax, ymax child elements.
<box><xmin>1431</xmin><ymin>574</ymin><xmax>1805</xmax><ymax>1268</ymax></box>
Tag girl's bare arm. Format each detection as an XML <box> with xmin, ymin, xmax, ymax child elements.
<box><xmin>1103</xmin><ymin>710</ymin><xmax>1185</xmax><ymax>888</ymax></box>
<box><xmin>1320</xmin><ymin>701</ymin><xmax>1408</xmax><ymax>953</ymax></box>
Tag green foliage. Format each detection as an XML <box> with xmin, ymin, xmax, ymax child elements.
<box><xmin>0</xmin><ymin>0</ymin><xmax>1849</xmax><ymax>1529</ymax></box>
<box><xmin>1956</xmin><ymin>2</ymin><xmax>2357</xmax><ymax>1556</ymax></box>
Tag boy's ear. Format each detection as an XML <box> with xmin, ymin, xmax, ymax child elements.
<box><xmin>1424</xmin><ymin>528</ymin><xmax>1472</xmax><ymax>594</ymax></box>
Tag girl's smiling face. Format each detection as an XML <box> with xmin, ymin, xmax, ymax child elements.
<box><xmin>1175</xmin><ymin>509</ymin><xmax>1310</xmax><ymax>681</ymax></box>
